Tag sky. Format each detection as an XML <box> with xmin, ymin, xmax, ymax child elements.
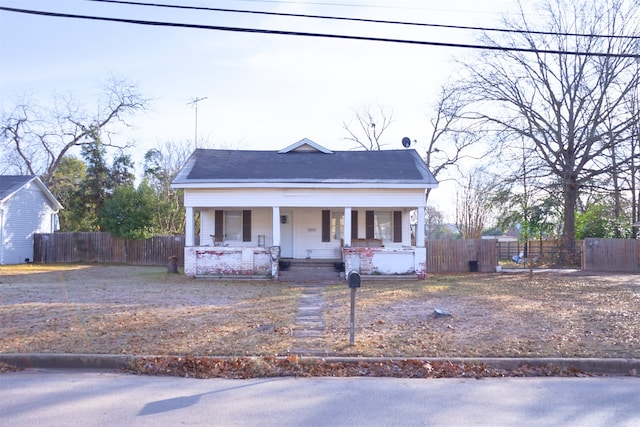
<box><xmin>0</xmin><ymin>0</ymin><xmax>516</xmax><ymax>218</ymax></box>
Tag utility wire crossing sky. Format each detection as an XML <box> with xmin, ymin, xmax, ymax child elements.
<box><xmin>1</xmin><ymin>0</ymin><xmax>638</xmax><ymax>217</ymax></box>
<box><xmin>1</xmin><ymin>4</ymin><xmax>639</xmax><ymax>58</ymax></box>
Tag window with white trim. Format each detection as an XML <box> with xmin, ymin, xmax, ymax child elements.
<box><xmin>374</xmin><ymin>211</ymin><xmax>393</xmax><ymax>241</ymax></box>
<box><xmin>224</xmin><ymin>210</ymin><xmax>242</xmax><ymax>241</ymax></box>
<box><xmin>331</xmin><ymin>211</ymin><xmax>344</xmax><ymax>241</ymax></box>
<box><xmin>214</xmin><ymin>210</ymin><xmax>252</xmax><ymax>243</ymax></box>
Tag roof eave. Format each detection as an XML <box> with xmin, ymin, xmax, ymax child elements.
<box><xmin>172</xmin><ymin>181</ymin><xmax>438</xmax><ymax>189</ymax></box>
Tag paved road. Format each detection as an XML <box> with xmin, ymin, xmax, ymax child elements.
<box><xmin>1</xmin><ymin>369</ymin><xmax>639</xmax><ymax>426</ymax></box>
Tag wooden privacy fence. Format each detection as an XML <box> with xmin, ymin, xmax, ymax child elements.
<box><xmin>497</xmin><ymin>239</ymin><xmax>583</xmax><ymax>267</ymax></box>
<box><xmin>31</xmin><ymin>233</ymin><xmax>640</xmax><ymax>272</ymax></box>
<box><xmin>33</xmin><ymin>233</ymin><xmax>185</xmax><ymax>266</ymax></box>
<box><xmin>583</xmin><ymin>238</ymin><xmax>640</xmax><ymax>272</ymax></box>
<box><xmin>426</xmin><ymin>239</ymin><xmax>498</xmax><ymax>273</ymax></box>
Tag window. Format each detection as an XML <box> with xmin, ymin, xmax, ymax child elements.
<box><xmin>374</xmin><ymin>211</ymin><xmax>392</xmax><ymax>241</ymax></box>
<box><xmin>331</xmin><ymin>211</ymin><xmax>344</xmax><ymax>241</ymax></box>
<box><xmin>215</xmin><ymin>210</ymin><xmax>252</xmax><ymax>242</ymax></box>
<box><xmin>365</xmin><ymin>210</ymin><xmax>402</xmax><ymax>242</ymax></box>
<box><xmin>225</xmin><ymin>211</ymin><xmax>242</xmax><ymax>241</ymax></box>
<box><xmin>351</xmin><ymin>210</ymin><xmax>358</xmax><ymax>239</ymax></box>
<box><xmin>322</xmin><ymin>210</ymin><xmax>330</xmax><ymax>242</ymax></box>
<box><xmin>322</xmin><ymin>211</ymin><xmax>345</xmax><ymax>242</ymax></box>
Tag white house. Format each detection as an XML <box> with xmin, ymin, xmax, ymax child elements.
<box><xmin>0</xmin><ymin>175</ymin><xmax>63</xmax><ymax>265</ymax></box>
<box><xmin>171</xmin><ymin>139</ymin><xmax>438</xmax><ymax>279</ymax></box>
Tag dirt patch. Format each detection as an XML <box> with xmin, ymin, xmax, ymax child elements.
<box><xmin>1</xmin><ymin>265</ymin><xmax>638</xmax><ymax>361</ymax></box>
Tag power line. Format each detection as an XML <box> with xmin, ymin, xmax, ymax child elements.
<box><xmin>85</xmin><ymin>0</ymin><xmax>640</xmax><ymax>40</ymax></box>
<box><xmin>0</xmin><ymin>6</ymin><xmax>638</xmax><ymax>58</ymax></box>
<box><xmin>228</xmin><ymin>0</ymin><xmax>418</xmax><ymax>10</ymax></box>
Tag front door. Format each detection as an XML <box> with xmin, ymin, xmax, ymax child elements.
<box><xmin>280</xmin><ymin>211</ymin><xmax>294</xmax><ymax>258</ymax></box>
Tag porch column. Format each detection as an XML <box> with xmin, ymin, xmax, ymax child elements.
<box><xmin>416</xmin><ymin>206</ymin><xmax>425</xmax><ymax>247</ymax></box>
<box><xmin>343</xmin><ymin>207</ymin><xmax>352</xmax><ymax>246</ymax></box>
<box><xmin>272</xmin><ymin>206</ymin><xmax>281</xmax><ymax>246</ymax></box>
<box><xmin>185</xmin><ymin>207</ymin><xmax>194</xmax><ymax>246</ymax></box>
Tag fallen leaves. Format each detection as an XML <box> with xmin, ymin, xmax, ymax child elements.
<box><xmin>0</xmin><ymin>362</ymin><xmax>23</xmax><ymax>373</ymax></box>
<box><xmin>125</xmin><ymin>356</ymin><xmax>592</xmax><ymax>379</ymax></box>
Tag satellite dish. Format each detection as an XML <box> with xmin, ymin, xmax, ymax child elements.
<box><xmin>401</xmin><ymin>137</ymin><xmax>411</xmax><ymax>148</ymax></box>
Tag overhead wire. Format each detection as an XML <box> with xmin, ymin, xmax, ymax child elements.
<box><xmin>0</xmin><ymin>5</ymin><xmax>638</xmax><ymax>58</ymax></box>
<box><xmin>85</xmin><ymin>0</ymin><xmax>640</xmax><ymax>40</ymax></box>
<box><xmin>227</xmin><ymin>0</ymin><xmax>416</xmax><ymax>10</ymax></box>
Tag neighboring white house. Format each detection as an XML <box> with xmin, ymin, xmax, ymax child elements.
<box><xmin>171</xmin><ymin>138</ymin><xmax>438</xmax><ymax>279</ymax></box>
<box><xmin>0</xmin><ymin>175</ymin><xmax>63</xmax><ymax>265</ymax></box>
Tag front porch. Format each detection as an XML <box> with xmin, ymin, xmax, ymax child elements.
<box><xmin>183</xmin><ymin>206</ymin><xmax>427</xmax><ymax>279</ymax></box>
<box><xmin>171</xmin><ymin>140</ymin><xmax>437</xmax><ymax>280</ymax></box>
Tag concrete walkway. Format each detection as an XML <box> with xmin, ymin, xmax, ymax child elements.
<box><xmin>290</xmin><ymin>283</ymin><xmax>328</xmax><ymax>356</ymax></box>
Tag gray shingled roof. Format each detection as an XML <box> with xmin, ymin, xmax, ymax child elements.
<box><xmin>173</xmin><ymin>145</ymin><xmax>438</xmax><ymax>186</ymax></box>
<box><xmin>0</xmin><ymin>175</ymin><xmax>36</xmax><ymax>202</ymax></box>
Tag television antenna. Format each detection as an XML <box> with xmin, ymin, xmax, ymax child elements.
<box><xmin>187</xmin><ymin>96</ymin><xmax>207</xmax><ymax>148</ymax></box>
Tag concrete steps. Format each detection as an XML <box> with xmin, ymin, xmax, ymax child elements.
<box><xmin>278</xmin><ymin>260</ymin><xmax>342</xmax><ymax>282</ymax></box>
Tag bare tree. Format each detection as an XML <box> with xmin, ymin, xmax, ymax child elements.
<box><xmin>491</xmin><ymin>134</ymin><xmax>562</xmax><ymax>243</ymax></box>
<box><xmin>144</xmin><ymin>139</ymin><xmax>193</xmax><ymax>196</ymax></box>
<box><xmin>619</xmin><ymin>86</ymin><xmax>640</xmax><ymax>237</ymax></box>
<box><xmin>143</xmin><ymin>139</ymin><xmax>195</xmax><ymax>235</ymax></box>
<box><xmin>343</xmin><ymin>104</ymin><xmax>393</xmax><ymax>151</ymax></box>
<box><xmin>455</xmin><ymin>168</ymin><xmax>496</xmax><ymax>239</ymax></box>
<box><xmin>422</xmin><ymin>83</ymin><xmax>488</xmax><ymax>205</ymax></box>
<box><xmin>424</xmin><ymin>205</ymin><xmax>456</xmax><ymax>239</ymax></box>
<box><xmin>0</xmin><ymin>76</ymin><xmax>148</xmax><ymax>186</ymax></box>
<box><xmin>459</xmin><ymin>0</ymin><xmax>640</xmax><ymax>256</ymax></box>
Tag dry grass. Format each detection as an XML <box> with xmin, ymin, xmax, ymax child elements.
<box><xmin>0</xmin><ymin>265</ymin><xmax>299</xmax><ymax>356</ymax></box>
<box><xmin>1</xmin><ymin>265</ymin><xmax>638</xmax><ymax>359</ymax></box>
<box><xmin>325</xmin><ymin>272</ymin><xmax>640</xmax><ymax>358</ymax></box>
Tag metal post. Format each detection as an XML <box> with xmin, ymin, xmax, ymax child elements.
<box><xmin>187</xmin><ymin>96</ymin><xmax>207</xmax><ymax>149</ymax></box>
<box><xmin>350</xmin><ymin>287</ymin><xmax>356</xmax><ymax>346</ymax></box>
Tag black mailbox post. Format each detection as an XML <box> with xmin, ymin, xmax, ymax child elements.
<box><xmin>347</xmin><ymin>271</ymin><xmax>361</xmax><ymax>345</ymax></box>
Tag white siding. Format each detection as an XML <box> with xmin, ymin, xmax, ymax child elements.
<box><xmin>287</xmin><ymin>208</ymin><xmax>411</xmax><ymax>259</ymax></box>
<box><xmin>1</xmin><ymin>183</ymin><xmax>57</xmax><ymax>265</ymax></box>
<box><xmin>291</xmin><ymin>208</ymin><xmax>341</xmax><ymax>259</ymax></box>
<box><xmin>252</xmin><ymin>208</ymin><xmax>273</xmax><ymax>246</ymax></box>
<box><xmin>200</xmin><ymin>210</ymin><xmax>215</xmax><ymax>246</ymax></box>
<box><xmin>185</xmin><ymin>187</ymin><xmax>423</xmax><ymax>257</ymax></box>
<box><xmin>195</xmin><ymin>207</ymin><xmax>412</xmax><ymax>259</ymax></box>
<box><xmin>184</xmin><ymin>188</ymin><xmax>426</xmax><ymax>208</ymax></box>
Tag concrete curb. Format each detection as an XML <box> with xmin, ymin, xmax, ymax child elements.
<box><xmin>1</xmin><ymin>354</ymin><xmax>638</xmax><ymax>376</ymax></box>
<box><xmin>0</xmin><ymin>354</ymin><xmax>134</xmax><ymax>370</ymax></box>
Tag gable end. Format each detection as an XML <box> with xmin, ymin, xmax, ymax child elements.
<box><xmin>278</xmin><ymin>138</ymin><xmax>334</xmax><ymax>154</ymax></box>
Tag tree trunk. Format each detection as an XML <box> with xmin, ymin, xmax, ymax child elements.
<box><xmin>562</xmin><ymin>178</ymin><xmax>578</xmax><ymax>264</ymax></box>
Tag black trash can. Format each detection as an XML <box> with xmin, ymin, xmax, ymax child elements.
<box><xmin>469</xmin><ymin>260</ymin><xmax>479</xmax><ymax>272</ymax></box>
<box><xmin>168</xmin><ymin>256</ymin><xmax>179</xmax><ymax>274</ymax></box>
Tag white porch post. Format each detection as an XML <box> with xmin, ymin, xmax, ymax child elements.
<box><xmin>343</xmin><ymin>207</ymin><xmax>352</xmax><ymax>246</ymax></box>
<box><xmin>185</xmin><ymin>207</ymin><xmax>194</xmax><ymax>246</ymax></box>
<box><xmin>416</xmin><ymin>205</ymin><xmax>425</xmax><ymax>247</ymax></box>
<box><xmin>272</xmin><ymin>206</ymin><xmax>281</xmax><ymax>246</ymax></box>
